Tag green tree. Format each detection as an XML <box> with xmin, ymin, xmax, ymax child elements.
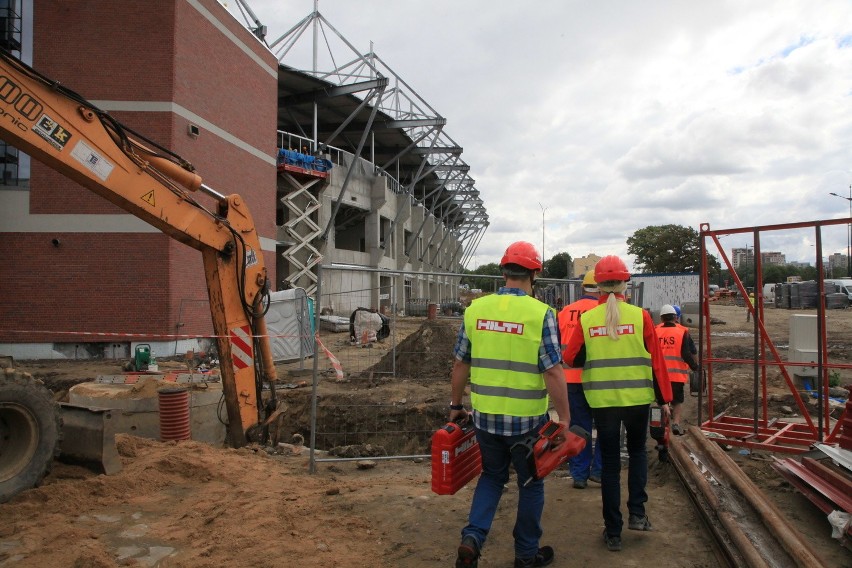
<box><xmin>762</xmin><ymin>264</ymin><xmax>787</xmax><ymax>286</ymax></box>
<box><xmin>542</xmin><ymin>251</ymin><xmax>573</xmax><ymax>279</ymax></box>
<box><xmin>627</xmin><ymin>224</ymin><xmax>721</xmax><ymax>274</ymax></box>
<box><xmin>460</xmin><ymin>262</ymin><xmax>502</xmax><ymax>291</ymax></box>
<box><xmin>829</xmin><ymin>265</ymin><xmax>846</xmax><ymax>278</ymax></box>
<box><xmin>799</xmin><ymin>265</ymin><xmax>818</xmax><ymax>282</ymax></box>
<box><xmin>730</xmin><ymin>263</ymin><xmax>831</xmax><ymax>290</ymax></box>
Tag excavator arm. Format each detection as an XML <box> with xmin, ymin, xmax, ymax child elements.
<box><xmin>0</xmin><ymin>49</ymin><xmax>276</xmax><ymax>447</ymax></box>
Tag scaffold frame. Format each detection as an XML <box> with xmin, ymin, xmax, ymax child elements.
<box><xmin>699</xmin><ymin>219</ymin><xmax>850</xmax><ymax>453</ymax></box>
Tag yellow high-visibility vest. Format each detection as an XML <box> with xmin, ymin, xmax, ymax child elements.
<box><xmin>580</xmin><ymin>302</ymin><xmax>654</xmax><ymax>408</ymax></box>
<box><xmin>465</xmin><ymin>294</ymin><xmax>550</xmax><ymax>416</ymax></box>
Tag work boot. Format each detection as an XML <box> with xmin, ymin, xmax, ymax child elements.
<box><xmin>572</xmin><ymin>478</ymin><xmax>587</xmax><ymax>489</ymax></box>
<box><xmin>455</xmin><ymin>535</ymin><xmax>480</xmax><ymax>568</ymax></box>
<box><xmin>602</xmin><ymin>529</ymin><xmax>622</xmax><ymax>552</ymax></box>
<box><xmin>588</xmin><ymin>474</ymin><xmax>601</xmax><ymax>484</ymax></box>
<box><xmin>672</xmin><ymin>423</ymin><xmax>684</xmax><ymax>436</ymax></box>
<box><xmin>514</xmin><ymin>546</ymin><xmax>554</xmax><ymax>567</ymax></box>
<box><xmin>628</xmin><ymin>514</ymin><xmax>653</xmax><ymax>531</ymax></box>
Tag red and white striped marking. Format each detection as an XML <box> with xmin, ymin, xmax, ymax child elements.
<box><xmin>2</xmin><ymin>329</ymin><xmax>303</xmax><ymax>340</ymax></box>
<box><xmin>230</xmin><ymin>325</ymin><xmax>254</xmax><ymax>370</ymax></box>
<box><xmin>316</xmin><ymin>335</ymin><xmax>345</xmax><ymax>381</ymax></box>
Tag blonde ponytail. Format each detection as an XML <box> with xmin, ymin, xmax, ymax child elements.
<box><xmin>598</xmin><ymin>281</ymin><xmax>628</xmax><ymax>340</ymax></box>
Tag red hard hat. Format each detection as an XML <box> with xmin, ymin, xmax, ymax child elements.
<box><xmin>595</xmin><ymin>255</ymin><xmax>630</xmax><ymax>283</ymax></box>
<box><xmin>500</xmin><ymin>241</ymin><xmax>542</xmax><ymax>271</ymax></box>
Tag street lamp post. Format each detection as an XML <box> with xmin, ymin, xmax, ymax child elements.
<box><xmin>745</xmin><ymin>244</ymin><xmax>753</xmax><ymax>289</ymax></box>
<box><xmin>829</xmin><ymin>185</ymin><xmax>852</xmax><ymax>278</ymax></box>
<box><xmin>538</xmin><ymin>202</ymin><xmax>548</xmax><ymax>263</ymax></box>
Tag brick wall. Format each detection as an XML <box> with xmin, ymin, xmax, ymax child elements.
<box><xmin>32</xmin><ymin>3</ymin><xmax>177</xmax><ymax>100</ymax></box>
<box><xmin>0</xmin><ymin>234</ymin><xmax>170</xmax><ymax>343</ymax></box>
<box><xmin>1</xmin><ymin>0</ymin><xmax>278</xmax><ymax>345</ymax></box>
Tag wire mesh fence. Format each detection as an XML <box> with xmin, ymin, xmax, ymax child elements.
<box><xmin>308</xmin><ymin>265</ymin><xmax>466</xmax><ymax>468</ymax></box>
<box><xmin>304</xmin><ymin>266</ymin><xmax>627</xmax><ymax>470</ymax></box>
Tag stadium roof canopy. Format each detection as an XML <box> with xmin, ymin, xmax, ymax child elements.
<box><xmin>230</xmin><ymin>2</ymin><xmax>488</xmax><ymax>266</ymax></box>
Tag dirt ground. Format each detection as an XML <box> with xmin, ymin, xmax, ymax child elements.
<box><xmin>1</xmin><ymin>305</ymin><xmax>851</xmax><ymax>567</ymax></box>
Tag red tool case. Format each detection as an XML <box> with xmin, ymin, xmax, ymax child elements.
<box><xmin>431</xmin><ymin>421</ymin><xmax>482</xmax><ymax>495</ymax></box>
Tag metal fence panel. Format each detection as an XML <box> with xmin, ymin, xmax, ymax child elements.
<box><xmin>309</xmin><ymin>265</ymin><xmax>465</xmax><ymax>469</ymax></box>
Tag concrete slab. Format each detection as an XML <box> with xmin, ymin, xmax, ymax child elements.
<box><xmin>68</xmin><ymin>379</ymin><xmax>226</xmax><ymax>445</ymax></box>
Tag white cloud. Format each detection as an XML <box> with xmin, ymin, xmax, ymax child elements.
<box><xmin>239</xmin><ymin>0</ymin><xmax>852</xmax><ymax>268</ymax></box>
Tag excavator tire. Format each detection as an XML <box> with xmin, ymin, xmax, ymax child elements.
<box><xmin>0</xmin><ymin>368</ymin><xmax>61</xmax><ymax>503</ymax></box>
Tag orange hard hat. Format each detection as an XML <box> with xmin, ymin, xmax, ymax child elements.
<box><xmin>595</xmin><ymin>255</ymin><xmax>630</xmax><ymax>283</ymax></box>
<box><xmin>500</xmin><ymin>241</ymin><xmax>542</xmax><ymax>271</ymax></box>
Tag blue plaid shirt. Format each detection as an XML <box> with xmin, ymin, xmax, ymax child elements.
<box><xmin>453</xmin><ymin>287</ymin><xmax>561</xmax><ymax>436</ymax></box>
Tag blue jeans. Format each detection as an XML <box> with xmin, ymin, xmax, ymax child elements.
<box><xmin>567</xmin><ymin>383</ymin><xmax>602</xmax><ymax>481</ymax></box>
<box><xmin>461</xmin><ymin>423</ymin><xmax>546</xmax><ymax>559</ymax></box>
<box><xmin>592</xmin><ymin>404</ymin><xmax>650</xmax><ymax>537</ymax></box>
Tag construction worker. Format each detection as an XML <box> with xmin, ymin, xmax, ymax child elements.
<box><xmin>746</xmin><ymin>291</ymin><xmax>755</xmax><ymax>322</ymax></box>
<box><xmin>450</xmin><ymin>241</ymin><xmax>570</xmax><ymax>568</ymax></box>
<box><xmin>558</xmin><ymin>269</ymin><xmax>602</xmax><ymax>489</ymax></box>
<box><xmin>656</xmin><ymin>304</ymin><xmax>699</xmax><ymax>435</ymax></box>
<box><xmin>562</xmin><ymin>255</ymin><xmax>672</xmax><ymax>553</ymax></box>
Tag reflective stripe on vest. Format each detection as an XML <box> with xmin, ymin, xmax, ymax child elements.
<box><xmin>558</xmin><ymin>297</ymin><xmax>598</xmax><ymax>383</ymax></box>
<box><xmin>465</xmin><ymin>293</ymin><xmax>550</xmax><ymax>416</ymax></box>
<box><xmin>580</xmin><ymin>302</ymin><xmax>654</xmax><ymax>408</ymax></box>
<box><xmin>656</xmin><ymin>323</ymin><xmax>689</xmax><ymax>383</ymax></box>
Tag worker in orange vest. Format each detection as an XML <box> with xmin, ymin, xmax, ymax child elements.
<box><xmin>558</xmin><ymin>269</ymin><xmax>602</xmax><ymax>489</ymax></box>
<box><xmin>656</xmin><ymin>304</ymin><xmax>699</xmax><ymax>435</ymax></box>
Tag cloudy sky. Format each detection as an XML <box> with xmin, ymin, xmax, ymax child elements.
<box><xmin>234</xmin><ymin>0</ymin><xmax>852</xmax><ymax>270</ymax></box>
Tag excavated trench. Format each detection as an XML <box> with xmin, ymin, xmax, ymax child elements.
<box><xmin>274</xmin><ymin>319</ymin><xmax>459</xmax><ymax>455</ymax></box>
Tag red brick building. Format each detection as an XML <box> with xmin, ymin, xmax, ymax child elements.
<box><xmin>0</xmin><ymin>0</ymin><xmax>279</xmax><ymax>358</ymax></box>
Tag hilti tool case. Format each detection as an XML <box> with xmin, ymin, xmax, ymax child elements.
<box><xmin>431</xmin><ymin>420</ymin><xmax>482</xmax><ymax>495</ymax></box>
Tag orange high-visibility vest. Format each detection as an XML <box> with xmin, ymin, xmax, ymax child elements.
<box><xmin>558</xmin><ymin>297</ymin><xmax>598</xmax><ymax>383</ymax></box>
<box><xmin>655</xmin><ymin>323</ymin><xmax>689</xmax><ymax>383</ymax></box>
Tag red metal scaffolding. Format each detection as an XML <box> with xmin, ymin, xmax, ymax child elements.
<box><xmin>699</xmin><ymin>219</ymin><xmax>849</xmax><ymax>453</ymax></box>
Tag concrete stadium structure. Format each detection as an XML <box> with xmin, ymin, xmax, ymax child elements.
<box><xmin>266</xmin><ymin>6</ymin><xmax>487</xmax><ymax>312</ymax></box>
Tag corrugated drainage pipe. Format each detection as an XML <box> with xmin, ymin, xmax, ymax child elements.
<box><xmin>158</xmin><ymin>387</ymin><xmax>191</xmax><ymax>441</ymax></box>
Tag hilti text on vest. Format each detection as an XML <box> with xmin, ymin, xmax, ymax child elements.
<box><xmin>476</xmin><ymin>319</ymin><xmax>525</xmax><ymax>335</ymax></box>
<box><xmin>589</xmin><ymin>324</ymin><xmax>635</xmax><ymax>337</ymax></box>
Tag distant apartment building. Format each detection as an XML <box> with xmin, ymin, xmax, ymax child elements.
<box><xmin>732</xmin><ymin>248</ymin><xmax>784</xmax><ymax>269</ymax></box>
<box><xmin>761</xmin><ymin>251</ymin><xmax>785</xmax><ymax>266</ymax></box>
<box><xmin>731</xmin><ymin>248</ymin><xmax>753</xmax><ymax>269</ymax></box>
<box><xmin>573</xmin><ymin>253</ymin><xmax>601</xmax><ymax>278</ymax></box>
<box><xmin>828</xmin><ymin>253</ymin><xmax>849</xmax><ymax>273</ymax></box>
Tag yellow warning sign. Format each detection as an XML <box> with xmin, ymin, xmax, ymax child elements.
<box><xmin>141</xmin><ymin>190</ymin><xmax>155</xmax><ymax>206</ymax></box>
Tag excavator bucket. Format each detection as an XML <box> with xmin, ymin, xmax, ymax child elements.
<box><xmin>59</xmin><ymin>403</ymin><xmax>122</xmax><ymax>475</ymax></box>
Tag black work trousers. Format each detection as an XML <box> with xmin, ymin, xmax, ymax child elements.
<box><xmin>592</xmin><ymin>403</ymin><xmax>650</xmax><ymax>537</ymax></box>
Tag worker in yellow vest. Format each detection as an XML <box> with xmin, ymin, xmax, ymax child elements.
<box><xmin>558</xmin><ymin>269</ymin><xmax>602</xmax><ymax>489</ymax></box>
<box><xmin>746</xmin><ymin>291</ymin><xmax>756</xmax><ymax>322</ymax></box>
<box><xmin>563</xmin><ymin>255</ymin><xmax>672</xmax><ymax>553</ymax></box>
<box><xmin>450</xmin><ymin>241</ymin><xmax>570</xmax><ymax>568</ymax></box>
<box><xmin>656</xmin><ymin>304</ymin><xmax>699</xmax><ymax>435</ymax></box>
